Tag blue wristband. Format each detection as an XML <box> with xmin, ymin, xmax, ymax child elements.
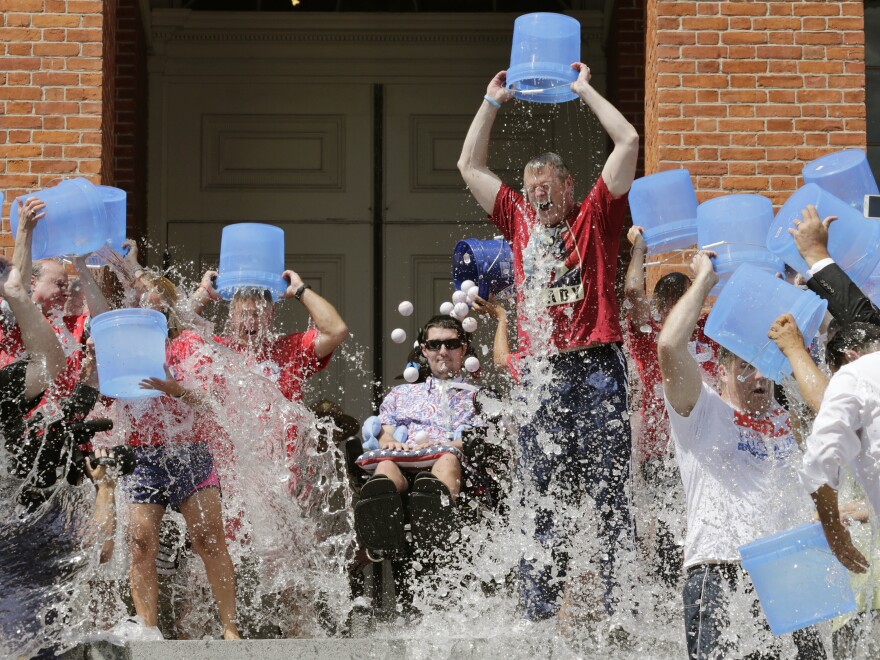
<box><xmin>483</xmin><ymin>94</ymin><xmax>501</xmax><ymax>109</ymax></box>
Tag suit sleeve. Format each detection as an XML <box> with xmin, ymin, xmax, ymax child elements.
<box><xmin>807</xmin><ymin>263</ymin><xmax>880</xmax><ymax>326</ymax></box>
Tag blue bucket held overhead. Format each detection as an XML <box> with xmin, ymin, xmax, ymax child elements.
<box><xmin>452</xmin><ymin>238</ymin><xmax>514</xmax><ymax>300</ymax></box>
<box><xmin>91</xmin><ymin>309</ymin><xmax>168</xmax><ymax>399</ymax></box>
<box><xmin>802</xmin><ymin>150</ymin><xmax>879</xmax><ymax>210</ymax></box>
<box><xmin>697</xmin><ymin>194</ymin><xmax>784</xmax><ymax>294</ymax></box>
<box><xmin>10</xmin><ymin>178</ymin><xmax>111</xmax><ymax>260</ymax></box>
<box><xmin>740</xmin><ymin>522</ymin><xmax>857</xmax><ymax>636</ymax></box>
<box><xmin>215</xmin><ymin>223</ymin><xmax>288</xmax><ymax>301</ymax></box>
<box><xmin>704</xmin><ymin>264</ymin><xmax>827</xmax><ymax>383</ymax></box>
<box><xmin>768</xmin><ymin>183</ymin><xmax>880</xmax><ymax>287</ymax></box>
<box><xmin>506</xmin><ymin>13</ymin><xmax>580</xmax><ymax>104</ymax></box>
<box><xmin>85</xmin><ymin>185</ymin><xmax>128</xmax><ymax>267</ymax></box>
<box><xmin>629</xmin><ymin>169</ymin><xmax>699</xmax><ymax>252</ymax></box>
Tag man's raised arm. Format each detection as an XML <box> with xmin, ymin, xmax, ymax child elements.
<box><xmin>0</xmin><ymin>257</ymin><xmax>65</xmax><ymax>399</ymax></box>
<box><xmin>570</xmin><ymin>63</ymin><xmax>639</xmax><ymax>198</ymax></box>
<box><xmin>657</xmin><ymin>251</ymin><xmax>718</xmax><ymax>417</ymax></box>
<box><xmin>457</xmin><ymin>71</ymin><xmax>514</xmax><ymax>214</ymax></box>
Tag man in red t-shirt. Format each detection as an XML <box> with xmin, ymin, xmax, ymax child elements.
<box><xmin>458</xmin><ymin>64</ymin><xmax>639</xmax><ymax>621</ymax></box>
<box><xmin>193</xmin><ymin>268</ymin><xmax>348</xmax><ymax>404</ymax></box>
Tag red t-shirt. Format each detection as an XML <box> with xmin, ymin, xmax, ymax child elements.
<box><xmin>0</xmin><ymin>312</ymin><xmax>88</xmax><ymax>397</ymax></box>
<box><xmin>121</xmin><ymin>330</ymin><xmax>222</xmax><ymax>448</ymax></box>
<box><xmin>214</xmin><ymin>328</ymin><xmax>331</xmax><ymax>402</ymax></box>
<box><xmin>626</xmin><ymin>315</ymin><xmax>717</xmax><ymax>462</ymax></box>
<box><xmin>490</xmin><ymin>176</ymin><xmax>628</xmax><ymax>353</ymax></box>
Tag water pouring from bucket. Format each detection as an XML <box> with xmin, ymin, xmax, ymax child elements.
<box><xmin>505</xmin><ymin>13</ymin><xmax>581</xmax><ymax>104</ymax></box>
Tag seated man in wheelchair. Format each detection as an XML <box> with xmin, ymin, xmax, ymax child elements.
<box><xmin>353</xmin><ymin>315</ymin><xmax>484</xmax><ymax>553</ymax></box>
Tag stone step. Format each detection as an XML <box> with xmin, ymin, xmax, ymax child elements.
<box><xmin>60</xmin><ymin>636</ymin><xmax>681</xmax><ymax>660</ymax></box>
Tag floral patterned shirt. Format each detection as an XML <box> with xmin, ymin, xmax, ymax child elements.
<box><xmin>378</xmin><ymin>376</ymin><xmax>482</xmax><ymax>445</ymax></box>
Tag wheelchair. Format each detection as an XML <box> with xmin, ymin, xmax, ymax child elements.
<box><xmin>344</xmin><ymin>410</ymin><xmax>511</xmax><ymax>633</ymax></box>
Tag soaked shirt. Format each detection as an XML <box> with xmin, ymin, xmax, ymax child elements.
<box><xmin>802</xmin><ymin>351</ymin><xmax>880</xmax><ymax>518</ymax></box>
<box><xmin>378</xmin><ymin>376</ymin><xmax>480</xmax><ymax>445</ymax></box>
<box><xmin>215</xmin><ymin>328</ymin><xmax>331</xmax><ymax>402</ymax></box>
<box><xmin>490</xmin><ymin>176</ymin><xmax>628</xmax><ymax>353</ymax></box>
<box><xmin>627</xmin><ymin>315</ymin><xmax>717</xmax><ymax>463</ymax></box>
<box><xmin>665</xmin><ymin>383</ymin><xmax>812</xmax><ymax>568</ymax></box>
<box><xmin>121</xmin><ymin>330</ymin><xmax>222</xmax><ymax>448</ymax></box>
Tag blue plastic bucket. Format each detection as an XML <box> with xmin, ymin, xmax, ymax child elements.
<box><xmin>802</xmin><ymin>150</ymin><xmax>879</xmax><ymax>210</ymax></box>
<box><xmin>506</xmin><ymin>13</ymin><xmax>580</xmax><ymax>104</ymax></box>
<box><xmin>705</xmin><ymin>264</ymin><xmax>828</xmax><ymax>382</ymax></box>
<box><xmin>452</xmin><ymin>238</ymin><xmax>514</xmax><ymax>300</ymax></box>
<box><xmin>768</xmin><ymin>183</ymin><xmax>880</xmax><ymax>287</ymax></box>
<box><xmin>9</xmin><ymin>178</ymin><xmax>110</xmax><ymax>260</ymax></box>
<box><xmin>629</xmin><ymin>169</ymin><xmax>699</xmax><ymax>252</ymax></box>
<box><xmin>697</xmin><ymin>194</ymin><xmax>784</xmax><ymax>294</ymax></box>
<box><xmin>740</xmin><ymin>522</ymin><xmax>857</xmax><ymax>636</ymax></box>
<box><xmin>215</xmin><ymin>223</ymin><xmax>288</xmax><ymax>301</ymax></box>
<box><xmin>91</xmin><ymin>309</ymin><xmax>168</xmax><ymax>399</ymax></box>
<box><xmin>85</xmin><ymin>185</ymin><xmax>127</xmax><ymax>267</ymax></box>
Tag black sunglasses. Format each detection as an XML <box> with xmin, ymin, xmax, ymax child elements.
<box><xmin>423</xmin><ymin>338</ymin><xmax>464</xmax><ymax>351</ymax></box>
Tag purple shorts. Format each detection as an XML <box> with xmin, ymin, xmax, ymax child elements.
<box><xmin>127</xmin><ymin>442</ymin><xmax>220</xmax><ymax>509</ymax></box>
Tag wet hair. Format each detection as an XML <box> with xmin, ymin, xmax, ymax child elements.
<box><xmin>653</xmin><ymin>272</ymin><xmax>690</xmax><ymax>310</ymax></box>
<box><xmin>142</xmin><ymin>273</ymin><xmax>183</xmax><ymax>338</ymax></box>
<box><xmin>524</xmin><ymin>152</ymin><xmax>571</xmax><ymax>181</ymax></box>
<box><xmin>231</xmin><ymin>287</ymin><xmax>273</xmax><ymax>306</ymax></box>
<box><xmin>716</xmin><ymin>345</ymin><xmax>739</xmax><ymax>367</ymax></box>
<box><xmin>826</xmin><ymin>322</ymin><xmax>880</xmax><ymax>372</ymax></box>
<box><xmin>421</xmin><ymin>315</ymin><xmax>468</xmax><ymax>342</ymax></box>
<box><xmin>32</xmin><ymin>258</ymin><xmax>64</xmax><ymax>280</ymax></box>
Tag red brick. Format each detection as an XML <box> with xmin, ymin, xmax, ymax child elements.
<box><xmin>721</xmin><ymin>31</ymin><xmax>768</xmax><ymax>45</ymax></box>
<box><xmin>68</xmin><ymin>0</ymin><xmax>103</xmax><ymax>13</ymax></box>
<box><xmin>33</xmin><ymin>43</ymin><xmax>81</xmax><ymax>57</ymax></box>
<box><xmin>795</xmin><ymin>32</ymin><xmax>844</xmax><ymax>46</ymax></box>
<box><xmin>32</xmin><ymin>14</ymin><xmax>81</xmax><ymax>28</ymax></box>
<box><xmin>757</xmin><ymin>75</ymin><xmax>804</xmax><ymax>88</ymax></box>
<box><xmin>756</xmin><ymin>133</ymin><xmax>803</xmax><ymax>146</ymax></box>
<box><xmin>720</xmin><ymin>2</ymin><xmax>766</xmax><ymax>16</ymax></box>
<box><xmin>724</xmin><ymin>176</ymin><xmax>770</xmax><ymax>190</ymax></box>
<box><xmin>729</xmin><ymin>162</ymin><xmax>756</xmax><ymax>175</ymax></box>
<box><xmin>796</xmin><ymin>89</ymin><xmax>843</xmax><ymax>103</ymax></box>
<box><xmin>718</xmin><ymin>118</ymin><xmax>764</xmax><ymax>132</ymax></box>
<box><xmin>793</xmin><ymin>3</ymin><xmax>840</xmax><ymax>16</ymax></box>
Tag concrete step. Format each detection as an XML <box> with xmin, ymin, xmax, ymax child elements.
<box><xmin>60</xmin><ymin>636</ymin><xmax>682</xmax><ymax>660</ymax></box>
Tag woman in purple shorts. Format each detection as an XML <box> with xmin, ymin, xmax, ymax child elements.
<box><xmin>119</xmin><ymin>275</ymin><xmax>240</xmax><ymax>640</ymax></box>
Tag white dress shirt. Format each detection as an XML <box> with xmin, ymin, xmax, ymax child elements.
<box><xmin>802</xmin><ymin>351</ymin><xmax>880</xmax><ymax>517</ymax></box>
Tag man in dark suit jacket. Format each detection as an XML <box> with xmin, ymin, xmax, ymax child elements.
<box><xmin>790</xmin><ymin>204</ymin><xmax>880</xmax><ymax>327</ymax></box>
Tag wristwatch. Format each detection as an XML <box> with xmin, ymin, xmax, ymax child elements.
<box><xmin>294</xmin><ymin>283</ymin><xmax>312</xmax><ymax>301</ymax></box>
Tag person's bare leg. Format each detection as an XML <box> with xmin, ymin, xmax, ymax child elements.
<box><xmin>179</xmin><ymin>488</ymin><xmax>241</xmax><ymax>640</ymax></box>
<box><xmin>430</xmin><ymin>454</ymin><xmax>461</xmax><ymax>499</ymax></box>
<box><xmin>128</xmin><ymin>503</ymin><xmax>166</xmax><ymax>627</ymax></box>
<box><xmin>373</xmin><ymin>460</ymin><xmax>408</xmax><ymax>493</ymax></box>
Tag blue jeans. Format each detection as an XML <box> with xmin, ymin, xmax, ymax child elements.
<box><xmin>517</xmin><ymin>344</ymin><xmax>634</xmax><ymax>620</ymax></box>
<box><xmin>683</xmin><ymin>564</ymin><xmax>826</xmax><ymax>659</ymax></box>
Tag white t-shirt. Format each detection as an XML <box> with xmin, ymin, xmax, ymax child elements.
<box><xmin>802</xmin><ymin>351</ymin><xmax>880</xmax><ymax>518</ymax></box>
<box><xmin>665</xmin><ymin>383</ymin><xmax>813</xmax><ymax>568</ymax></box>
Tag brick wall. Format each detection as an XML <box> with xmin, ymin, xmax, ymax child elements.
<box><xmin>0</xmin><ymin>0</ymin><xmax>111</xmax><ymax>257</ymax></box>
<box><xmin>114</xmin><ymin>0</ymin><xmax>148</xmax><ymax>244</ymax></box>
<box><xmin>645</xmin><ymin>0</ymin><xmax>866</xmax><ymax>206</ymax></box>
<box><xmin>642</xmin><ymin>0</ymin><xmax>867</xmax><ymax>290</ymax></box>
